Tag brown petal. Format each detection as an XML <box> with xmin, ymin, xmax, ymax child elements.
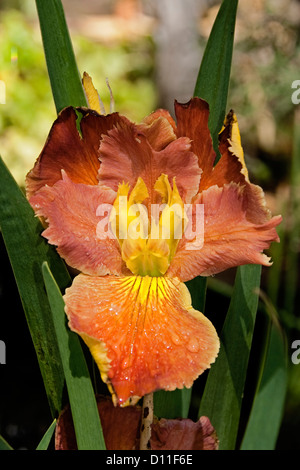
<box><xmin>55</xmin><ymin>395</ymin><xmax>142</xmax><ymax>450</ymax></box>
<box><xmin>26</xmin><ymin>107</ymin><xmax>129</xmax><ymax>199</ymax></box>
<box><xmin>175</xmin><ymin>98</ymin><xmax>216</xmax><ymax>191</ymax></box>
<box><xmin>137</xmin><ymin>109</ymin><xmax>177</xmax><ymax>151</ymax></box>
<box><xmin>150</xmin><ymin>416</ymin><xmax>219</xmax><ymax>450</ymax></box>
<box><xmin>98</xmin><ymin>120</ymin><xmax>201</xmax><ymax>204</ymax></box>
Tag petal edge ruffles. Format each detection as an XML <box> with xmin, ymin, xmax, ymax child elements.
<box><xmin>29</xmin><ymin>172</ymin><xmax>126</xmax><ymax>276</ymax></box>
<box><xmin>167</xmin><ymin>183</ymin><xmax>282</xmax><ymax>281</ymax></box>
<box><xmin>64</xmin><ymin>274</ymin><xmax>220</xmax><ymax>406</ymax></box>
<box><xmin>98</xmin><ymin>120</ymin><xmax>201</xmax><ymax>204</ymax></box>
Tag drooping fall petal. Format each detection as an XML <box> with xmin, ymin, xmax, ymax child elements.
<box><xmin>26</xmin><ymin>106</ymin><xmax>130</xmax><ymax>198</ymax></box>
<box><xmin>29</xmin><ymin>172</ymin><xmax>127</xmax><ymax>276</ymax></box>
<box><xmin>64</xmin><ymin>274</ymin><xmax>219</xmax><ymax>406</ymax></box>
<box><xmin>98</xmin><ymin>121</ymin><xmax>201</xmax><ymax>203</ymax></box>
<box><xmin>168</xmin><ymin>183</ymin><xmax>282</xmax><ymax>281</ymax></box>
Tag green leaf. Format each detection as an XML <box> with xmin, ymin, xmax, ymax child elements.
<box><xmin>42</xmin><ymin>262</ymin><xmax>106</xmax><ymax>450</ymax></box>
<box><xmin>0</xmin><ymin>435</ymin><xmax>13</xmax><ymax>450</ymax></box>
<box><xmin>240</xmin><ymin>323</ymin><xmax>287</xmax><ymax>450</ymax></box>
<box><xmin>36</xmin><ymin>419</ymin><xmax>56</xmax><ymax>450</ymax></box>
<box><xmin>194</xmin><ymin>0</ymin><xmax>238</xmax><ymax>152</ymax></box>
<box><xmin>35</xmin><ymin>0</ymin><xmax>87</xmax><ymax>113</ymax></box>
<box><xmin>283</xmin><ymin>108</ymin><xmax>300</xmax><ymax>314</ymax></box>
<box><xmin>0</xmin><ymin>157</ymin><xmax>70</xmax><ymax>416</ymax></box>
<box><xmin>198</xmin><ymin>264</ymin><xmax>262</xmax><ymax>450</ymax></box>
<box><xmin>154</xmin><ymin>388</ymin><xmax>192</xmax><ymax>420</ymax></box>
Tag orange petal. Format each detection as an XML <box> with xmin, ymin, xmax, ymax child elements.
<box><xmin>98</xmin><ymin>120</ymin><xmax>201</xmax><ymax>204</ymax></box>
<box><xmin>29</xmin><ymin>172</ymin><xmax>126</xmax><ymax>276</ymax></box>
<box><xmin>64</xmin><ymin>274</ymin><xmax>219</xmax><ymax>406</ymax></box>
<box><xmin>26</xmin><ymin>107</ymin><xmax>129</xmax><ymax>199</ymax></box>
<box><xmin>168</xmin><ymin>183</ymin><xmax>282</xmax><ymax>281</ymax></box>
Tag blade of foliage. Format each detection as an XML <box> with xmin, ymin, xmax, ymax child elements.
<box><xmin>0</xmin><ymin>435</ymin><xmax>13</xmax><ymax>450</ymax></box>
<box><xmin>198</xmin><ymin>265</ymin><xmax>262</xmax><ymax>450</ymax></box>
<box><xmin>0</xmin><ymin>157</ymin><xmax>71</xmax><ymax>416</ymax></box>
<box><xmin>36</xmin><ymin>419</ymin><xmax>57</xmax><ymax>450</ymax></box>
<box><xmin>35</xmin><ymin>0</ymin><xmax>87</xmax><ymax>113</ymax></box>
<box><xmin>284</xmin><ymin>108</ymin><xmax>300</xmax><ymax>314</ymax></box>
<box><xmin>42</xmin><ymin>262</ymin><xmax>106</xmax><ymax>450</ymax></box>
<box><xmin>194</xmin><ymin>0</ymin><xmax>238</xmax><ymax>152</ymax></box>
<box><xmin>240</xmin><ymin>322</ymin><xmax>287</xmax><ymax>450</ymax></box>
<box><xmin>154</xmin><ymin>388</ymin><xmax>192</xmax><ymax>420</ymax></box>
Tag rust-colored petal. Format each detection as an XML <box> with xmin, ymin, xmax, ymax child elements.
<box><xmin>137</xmin><ymin>109</ymin><xmax>177</xmax><ymax>151</ymax></box>
<box><xmin>26</xmin><ymin>107</ymin><xmax>129</xmax><ymax>199</ymax></box>
<box><xmin>98</xmin><ymin>120</ymin><xmax>201</xmax><ymax>203</ymax></box>
<box><xmin>55</xmin><ymin>395</ymin><xmax>218</xmax><ymax>451</ymax></box>
<box><xmin>174</xmin><ymin>98</ymin><xmax>216</xmax><ymax>191</ymax></box>
<box><xmin>55</xmin><ymin>395</ymin><xmax>142</xmax><ymax>450</ymax></box>
<box><xmin>175</xmin><ymin>100</ymin><xmax>273</xmax><ymax>224</ymax></box>
<box><xmin>150</xmin><ymin>416</ymin><xmax>219</xmax><ymax>450</ymax></box>
<box><xmin>64</xmin><ymin>274</ymin><xmax>219</xmax><ymax>406</ymax></box>
<box><xmin>29</xmin><ymin>172</ymin><xmax>126</xmax><ymax>276</ymax></box>
<box><xmin>168</xmin><ymin>183</ymin><xmax>282</xmax><ymax>282</ymax></box>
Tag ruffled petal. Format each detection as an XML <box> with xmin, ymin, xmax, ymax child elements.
<box><xmin>98</xmin><ymin>120</ymin><xmax>201</xmax><ymax>203</ymax></box>
<box><xmin>64</xmin><ymin>274</ymin><xmax>220</xmax><ymax>406</ymax></box>
<box><xmin>175</xmin><ymin>99</ymin><xmax>273</xmax><ymax>223</ymax></box>
<box><xmin>26</xmin><ymin>106</ymin><xmax>129</xmax><ymax>198</ymax></box>
<box><xmin>29</xmin><ymin>172</ymin><xmax>126</xmax><ymax>276</ymax></box>
<box><xmin>167</xmin><ymin>183</ymin><xmax>282</xmax><ymax>281</ymax></box>
<box><xmin>137</xmin><ymin>109</ymin><xmax>177</xmax><ymax>151</ymax></box>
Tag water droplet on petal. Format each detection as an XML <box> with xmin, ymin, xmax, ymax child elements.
<box><xmin>187</xmin><ymin>337</ymin><xmax>200</xmax><ymax>353</ymax></box>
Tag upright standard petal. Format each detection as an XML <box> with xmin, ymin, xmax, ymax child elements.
<box><xmin>26</xmin><ymin>106</ymin><xmax>129</xmax><ymax>198</ymax></box>
<box><xmin>174</xmin><ymin>98</ymin><xmax>216</xmax><ymax>191</ymax></box>
<box><xmin>64</xmin><ymin>274</ymin><xmax>219</xmax><ymax>406</ymax></box>
<box><xmin>98</xmin><ymin>120</ymin><xmax>201</xmax><ymax>204</ymax></box>
<box><xmin>137</xmin><ymin>109</ymin><xmax>177</xmax><ymax>151</ymax></box>
<box><xmin>175</xmin><ymin>98</ymin><xmax>273</xmax><ymax>224</ymax></box>
<box><xmin>29</xmin><ymin>172</ymin><xmax>126</xmax><ymax>276</ymax></box>
<box><xmin>168</xmin><ymin>183</ymin><xmax>282</xmax><ymax>282</ymax></box>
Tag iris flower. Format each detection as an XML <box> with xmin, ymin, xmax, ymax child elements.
<box><xmin>26</xmin><ymin>75</ymin><xmax>281</xmax><ymax>407</ymax></box>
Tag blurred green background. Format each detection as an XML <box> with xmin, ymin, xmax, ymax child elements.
<box><xmin>0</xmin><ymin>0</ymin><xmax>299</xmax><ymax>450</ymax></box>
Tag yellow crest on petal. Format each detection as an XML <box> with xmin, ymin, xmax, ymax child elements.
<box><xmin>111</xmin><ymin>174</ymin><xmax>188</xmax><ymax>277</ymax></box>
<box><xmin>221</xmin><ymin>110</ymin><xmax>249</xmax><ymax>182</ymax></box>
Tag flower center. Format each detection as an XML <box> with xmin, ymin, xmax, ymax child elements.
<box><xmin>111</xmin><ymin>174</ymin><xmax>187</xmax><ymax>276</ymax></box>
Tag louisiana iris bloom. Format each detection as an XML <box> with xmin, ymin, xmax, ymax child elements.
<box><xmin>26</xmin><ymin>76</ymin><xmax>281</xmax><ymax>406</ymax></box>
